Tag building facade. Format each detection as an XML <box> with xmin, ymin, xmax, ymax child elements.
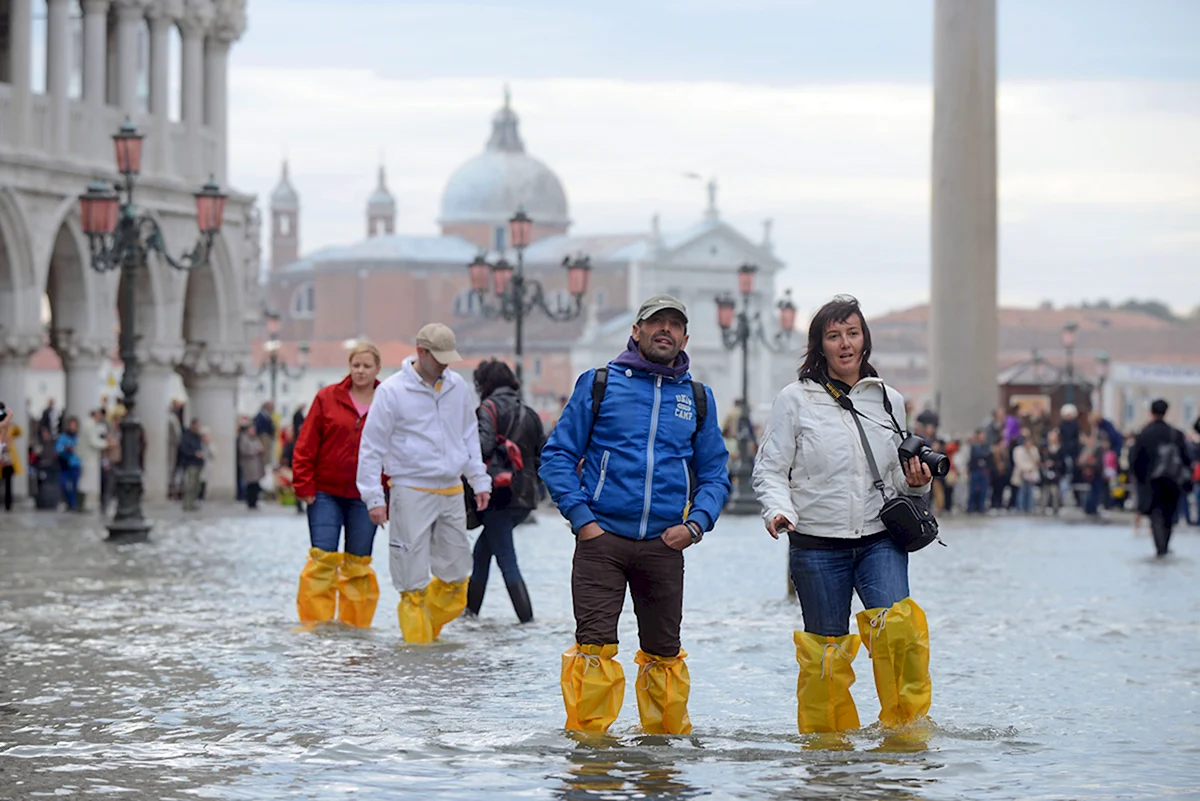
<box><xmin>1</xmin><ymin>0</ymin><xmax>257</xmax><ymax>501</ymax></box>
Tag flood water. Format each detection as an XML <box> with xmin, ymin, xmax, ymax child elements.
<box><xmin>1</xmin><ymin>506</ymin><xmax>1198</xmax><ymax>800</ymax></box>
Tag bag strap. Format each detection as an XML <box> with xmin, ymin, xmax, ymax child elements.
<box><xmin>485</xmin><ymin>398</ymin><xmax>522</xmax><ymax>441</ymax></box>
<box><xmin>689</xmin><ymin>380</ymin><xmax>707</xmax><ymax>449</ymax></box>
<box><xmin>585</xmin><ymin>366</ymin><xmax>706</xmax><ymax>453</ymax></box>
<box><xmin>821</xmin><ymin>378</ymin><xmax>888</xmax><ymax>504</ymax></box>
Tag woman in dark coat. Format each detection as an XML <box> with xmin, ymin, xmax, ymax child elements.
<box><xmin>465</xmin><ymin>359</ymin><xmax>546</xmax><ymax>623</ymax></box>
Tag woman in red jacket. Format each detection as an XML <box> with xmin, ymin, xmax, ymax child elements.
<box><xmin>293</xmin><ymin>342</ymin><xmax>382</xmax><ymax>627</ymax></box>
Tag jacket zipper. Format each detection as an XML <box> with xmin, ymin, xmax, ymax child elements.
<box><xmin>682</xmin><ymin>458</ymin><xmax>692</xmax><ymax>518</ymax></box>
<box><xmin>639</xmin><ymin>376</ymin><xmax>663</xmax><ymax>539</ymax></box>
<box><xmin>593</xmin><ymin>450</ymin><xmax>611</xmax><ymax>502</ymax></box>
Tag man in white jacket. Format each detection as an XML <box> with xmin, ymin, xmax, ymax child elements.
<box><xmin>356</xmin><ymin>323</ymin><xmax>491</xmax><ymax>644</ymax></box>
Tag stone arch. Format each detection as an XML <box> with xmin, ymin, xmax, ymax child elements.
<box><xmin>0</xmin><ymin>187</ymin><xmax>39</xmax><ymax>333</ymax></box>
<box><xmin>45</xmin><ymin>220</ymin><xmax>96</xmax><ymax>341</ymax></box>
<box><xmin>182</xmin><ymin>232</ymin><xmax>240</xmax><ymax>347</ymax></box>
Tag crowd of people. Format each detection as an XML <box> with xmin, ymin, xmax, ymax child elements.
<box><xmin>2</xmin><ymin>290</ymin><xmax>1195</xmax><ymax>741</ymax></box>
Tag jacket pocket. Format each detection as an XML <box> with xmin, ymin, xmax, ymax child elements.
<box><xmin>592</xmin><ymin>450</ymin><xmax>611</xmax><ymax>502</ymax></box>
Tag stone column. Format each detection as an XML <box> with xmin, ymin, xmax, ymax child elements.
<box><xmin>136</xmin><ymin>352</ymin><xmax>181</xmax><ymax>503</ymax></box>
<box><xmin>114</xmin><ymin>0</ymin><xmax>144</xmax><ymax>116</ymax></box>
<box><xmin>179</xmin><ymin>9</ymin><xmax>210</xmax><ymax>182</ymax></box>
<box><xmin>46</xmin><ymin>0</ymin><xmax>72</xmax><ymax>153</ymax></box>
<box><xmin>82</xmin><ymin>1</ymin><xmax>110</xmax><ymax>107</ymax></box>
<box><xmin>182</xmin><ymin>366</ymin><xmax>240</xmax><ymax>501</ymax></box>
<box><xmin>0</xmin><ymin>335</ymin><xmax>41</xmax><ymax>501</ymax></box>
<box><xmin>60</xmin><ymin>337</ymin><xmax>112</xmax><ymax>424</ymax></box>
<box><xmin>930</xmin><ymin>0</ymin><xmax>997</xmax><ymax>438</ymax></box>
<box><xmin>8</xmin><ymin>0</ymin><xmax>32</xmax><ymax>147</ymax></box>
<box><xmin>147</xmin><ymin>10</ymin><xmax>173</xmax><ymax>173</ymax></box>
<box><xmin>203</xmin><ymin>38</ymin><xmax>230</xmax><ymax>183</ymax></box>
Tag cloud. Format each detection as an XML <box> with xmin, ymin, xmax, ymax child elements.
<box><xmin>229</xmin><ymin>74</ymin><xmax>1200</xmax><ymax>315</ymax></box>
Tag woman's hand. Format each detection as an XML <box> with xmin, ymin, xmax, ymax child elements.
<box><xmin>765</xmin><ymin>513</ymin><xmax>794</xmax><ymax>539</ymax></box>
<box><xmin>903</xmin><ymin>456</ymin><xmax>933</xmax><ymax>487</ymax></box>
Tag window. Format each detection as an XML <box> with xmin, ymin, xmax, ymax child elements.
<box><xmin>548</xmin><ymin>289</ymin><xmax>571</xmax><ymax>314</ymax></box>
<box><xmin>595</xmin><ymin>289</ymin><xmax>606</xmax><ymax>310</ymax></box>
<box><xmin>1184</xmin><ymin>396</ymin><xmax>1197</xmax><ymax>426</ymax></box>
<box><xmin>454</xmin><ymin>288</ymin><xmax>479</xmax><ymax>317</ymax></box>
<box><xmin>291</xmin><ymin>283</ymin><xmax>315</xmax><ymax>319</ymax></box>
<box><xmin>279</xmin><ymin>214</ymin><xmax>291</xmax><ymax>236</ymax></box>
<box><xmin>493</xmin><ymin>225</ymin><xmax>506</xmax><ymax>251</ymax></box>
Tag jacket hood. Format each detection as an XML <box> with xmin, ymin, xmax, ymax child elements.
<box><xmin>612</xmin><ymin>337</ymin><xmax>690</xmax><ymax>379</ymax></box>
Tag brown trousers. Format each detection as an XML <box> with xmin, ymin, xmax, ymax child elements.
<box><xmin>571</xmin><ymin>531</ymin><xmax>684</xmax><ymax>657</ymax></box>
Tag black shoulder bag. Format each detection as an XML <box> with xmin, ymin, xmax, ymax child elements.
<box><xmin>822</xmin><ymin>379</ymin><xmax>943</xmax><ymax>552</ymax></box>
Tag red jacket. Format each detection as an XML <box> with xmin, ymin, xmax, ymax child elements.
<box><xmin>292</xmin><ymin>376</ymin><xmax>379</xmax><ymax>499</ymax></box>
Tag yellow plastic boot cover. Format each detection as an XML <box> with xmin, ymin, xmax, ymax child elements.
<box><xmin>561</xmin><ymin>644</ymin><xmax>625</xmax><ymax>733</ymax></box>
<box><xmin>856</xmin><ymin>598</ymin><xmax>931</xmax><ymax>728</ymax></box>
<box><xmin>634</xmin><ymin>649</ymin><xmax>692</xmax><ymax>735</ymax></box>
<box><xmin>794</xmin><ymin>631</ymin><xmax>862</xmax><ymax>734</ymax></box>
<box><xmin>398</xmin><ymin>590</ymin><xmax>434</xmax><ymax>644</ymax></box>
<box><xmin>337</xmin><ymin>554</ymin><xmax>380</xmax><ymax>628</ymax></box>
<box><xmin>297</xmin><ymin>548</ymin><xmax>342</xmax><ymax>624</ymax></box>
<box><xmin>426</xmin><ymin>577</ymin><xmax>469</xmax><ymax>639</ymax></box>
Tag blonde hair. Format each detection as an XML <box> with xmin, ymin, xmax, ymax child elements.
<box><xmin>347</xmin><ymin>341</ymin><xmax>381</xmax><ymax>368</ymax></box>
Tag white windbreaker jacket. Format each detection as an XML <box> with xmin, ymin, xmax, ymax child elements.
<box><xmin>752</xmin><ymin>377</ymin><xmax>928</xmax><ymax>539</ymax></box>
<box><xmin>355</xmin><ymin>357</ymin><xmax>491</xmax><ymax>510</ymax></box>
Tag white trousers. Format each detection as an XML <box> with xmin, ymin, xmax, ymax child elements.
<box><xmin>387</xmin><ymin>486</ymin><xmax>472</xmax><ymax>593</ymax></box>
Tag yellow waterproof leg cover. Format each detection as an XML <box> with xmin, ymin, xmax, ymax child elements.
<box><xmin>398</xmin><ymin>590</ymin><xmax>434</xmax><ymax>644</ymax></box>
<box><xmin>856</xmin><ymin>598</ymin><xmax>932</xmax><ymax>728</ymax></box>
<box><xmin>794</xmin><ymin>631</ymin><xmax>862</xmax><ymax>734</ymax></box>
<box><xmin>427</xmin><ymin>577</ymin><xmax>469</xmax><ymax>639</ymax></box>
<box><xmin>634</xmin><ymin>649</ymin><xmax>692</xmax><ymax>735</ymax></box>
<box><xmin>297</xmin><ymin>548</ymin><xmax>342</xmax><ymax>624</ymax></box>
<box><xmin>337</xmin><ymin>554</ymin><xmax>380</xmax><ymax>628</ymax></box>
<box><xmin>561</xmin><ymin>644</ymin><xmax>625</xmax><ymax>733</ymax></box>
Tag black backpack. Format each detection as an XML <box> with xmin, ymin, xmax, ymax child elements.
<box><xmin>584</xmin><ymin>365</ymin><xmax>708</xmax><ymax>451</ymax></box>
<box><xmin>1149</xmin><ymin>440</ymin><xmax>1189</xmax><ymax>488</ymax></box>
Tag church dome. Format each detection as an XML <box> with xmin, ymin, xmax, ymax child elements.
<box><xmin>440</xmin><ymin>92</ymin><xmax>569</xmax><ymax>228</ymax></box>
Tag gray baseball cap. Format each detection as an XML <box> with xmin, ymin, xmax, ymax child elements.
<box><xmin>636</xmin><ymin>295</ymin><xmax>688</xmax><ymax>324</ymax></box>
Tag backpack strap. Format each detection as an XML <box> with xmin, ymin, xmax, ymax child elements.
<box><xmin>584</xmin><ymin>367</ymin><xmax>707</xmax><ymax>456</ymax></box>
<box><xmin>690</xmin><ymin>380</ymin><xmax>707</xmax><ymax>448</ymax></box>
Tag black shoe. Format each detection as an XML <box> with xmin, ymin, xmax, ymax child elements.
<box><xmin>506</xmin><ymin>580</ymin><xmax>533</xmax><ymax>624</ymax></box>
<box><xmin>466</xmin><ymin>577</ymin><xmax>485</xmax><ymax>618</ymax></box>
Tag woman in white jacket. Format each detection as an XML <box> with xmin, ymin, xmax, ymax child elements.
<box><xmin>752</xmin><ymin>295</ymin><xmax>933</xmax><ymax>736</ymax></box>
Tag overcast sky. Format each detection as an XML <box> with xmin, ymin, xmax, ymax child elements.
<box><xmin>227</xmin><ymin>0</ymin><xmax>1200</xmax><ymax>318</ymax></box>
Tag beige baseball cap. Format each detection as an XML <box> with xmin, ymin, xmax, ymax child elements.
<box><xmin>636</xmin><ymin>295</ymin><xmax>688</xmax><ymax>323</ymax></box>
<box><xmin>415</xmin><ymin>323</ymin><xmax>462</xmax><ymax>364</ymax></box>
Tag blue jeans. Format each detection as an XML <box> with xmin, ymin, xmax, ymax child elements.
<box><xmin>472</xmin><ymin>507</ymin><xmax>531</xmax><ymax>587</ymax></box>
<box><xmin>790</xmin><ymin>536</ymin><xmax>910</xmax><ymax>636</ymax></box>
<box><xmin>967</xmin><ymin>469</ymin><xmax>989</xmax><ymax>513</ymax></box>
<box><xmin>59</xmin><ymin>464</ymin><xmax>80</xmax><ymax>511</ymax></box>
<box><xmin>307</xmin><ymin>492</ymin><xmax>376</xmax><ymax>556</ymax></box>
<box><xmin>1017</xmin><ymin>481</ymin><xmax>1035</xmax><ymax>513</ymax></box>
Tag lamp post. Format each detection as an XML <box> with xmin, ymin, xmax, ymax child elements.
<box><xmin>1061</xmin><ymin>321</ymin><xmax>1079</xmax><ymax>405</ymax></box>
<box><xmin>715</xmin><ymin>264</ymin><xmax>796</xmax><ymax>515</ymax></box>
<box><xmin>464</xmin><ymin>209</ymin><xmax>592</xmax><ymax>386</ymax></box>
<box><xmin>1095</xmin><ymin>351</ymin><xmax>1110</xmax><ymax>418</ymax></box>
<box><xmin>78</xmin><ymin>118</ymin><xmax>227</xmax><ymax>541</ymax></box>
<box><xmin>253</xmin><ymin>310</ymin><xmax>309</xmax><ymax>409</ymax></box>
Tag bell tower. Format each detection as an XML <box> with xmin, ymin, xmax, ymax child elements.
<box><xmin>366</xmin><ymin>164</ymin><xmax>395</xmax><ymax>237</ymax></box>
<box><xmin>270</xmin><ymin>160</ymin><xmax>300</xmax><ymax>271</ymax></box>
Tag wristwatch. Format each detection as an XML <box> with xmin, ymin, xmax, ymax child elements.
<box><xmin>685</xmin><ymin>520</ymin><xmax>704</xmax><ymax>544</ymax></box>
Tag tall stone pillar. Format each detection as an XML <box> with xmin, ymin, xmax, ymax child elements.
<box><xmin>46</xmin><ymin>0</ymin><xmax>73</xmax><ymax>153</ymax></box>
<box><xmin>203</xmin><ymin>38</ymin><xmax>230</xmax><ymax>183</ymax></box>
<box><xmin>0</xmin><ymin>336</ymin><xmax>41</xmax><ymax>501</ymax></box>
<box><xmin>82</xmin><ymin>0</ymin><xmax>111</xmax><ymax>162</ymax></box>
<box><xmin>8</xmin><ymin>0</ymin><xmax>32</xmax><ymax>148</ymax></box>
<box><xmin>114</xmin><ymin>0</ymin><xmax>143</xmax><ymax>116</ymax></box>
<box><xmin>183</xmin><ymin>365</ymin><xmax>240</xmax><ymax>501</ymax></box>
<box><xmin>147</xmin><ymin>10</ymin><xmax>173</xmax><ymax>173</ymax></box>
<box><xmin>60</xmin><ymin>336</ymin><xmax>112</xmax><ymax>424</ymax></box>
<box><xmin>136</xmin><ymin>356</ymin><xmax>180</xmax><ymax>503</ymax></box>
<box><xmin>180</xmin><ymin>7</ymin><xmax>210</xmax><ymax>181</ymax></box>
<box><xmin>930</xmin><ymin>0</ymin><xmax>997</xmax><ymax>438</ymax></box>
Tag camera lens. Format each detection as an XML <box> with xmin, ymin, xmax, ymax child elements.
<box><xmin>921</xmin><ymin>449</ymin><xmax>950</xmax><ymax>477</ymax></box>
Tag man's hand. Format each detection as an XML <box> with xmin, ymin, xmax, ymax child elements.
<box><xmin>661</xmin><ymin>524</ymin><xmax>693</xmax><ymax>550</ymax></box>
<box><xmin>576</xmin><ymin>522</ymin><xmax>604</xmax><ymax>542</ymax></box>
<box><xmin>368</xmin><ymin>506</ymin><xmax>388</xmax><ymax>525</ymax></box>
<box><xmin>766</xmin><ymin>514</ymin><xmax>794</xmax><ymax>540</ymax></box>
<box><xmin>298</xmin><ymin>495</ymin><xmax>316</xmax><ymax>505</ymax></box>
<box><xmin>474</xmin><ymin>491</ymin><xmax>490</xmax><ymax>511</ymax></box>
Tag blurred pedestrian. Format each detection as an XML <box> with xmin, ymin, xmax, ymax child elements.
<box><xmin>178</xmin><ymin>419</ymin><xmax>205</xmax><ymax>512</ymax></box>
<box><xmin>77</xmin><ymin>409</ymin><xmax>107</xmax><ymax>513</ymax></box>
<box><xmin>238</xmin><ymin>423</ymin><xmax>265</xmax><ymax>509</ymax></box>
<box><xmin>1130</xmin><ymin>399</ymin><xmax>1193</xmax><ymax>557</ymax></box>
<box><xmin>55</xmin><ymin>417</ymin><xmax>81</xmax><ymax>511</ymax></box>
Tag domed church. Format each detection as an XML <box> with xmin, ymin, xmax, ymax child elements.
<box><xmin>256</xmin><ymin>91</ymin><xmax>792</xmax><ymax>421</ymax></box>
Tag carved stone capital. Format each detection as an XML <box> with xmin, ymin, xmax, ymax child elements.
<box><xmin>82</xmin><ymin>0</ymin><xmax>112</xmax><ymax>16</ymax></box>
<box><xmin>211</xmin><ymin>0</ymin><xmax>247</xmax><ymax>43</ymax></box>
<box><xmin>136</xmin><ymin>342</ymin><xmax>186</xmax><ymax>371</ymax></box>
<box><xmin>112</xmin><ymin>0</ymin><xmax>150</xmax><ymax>20</ymax></box>
<box><xmin>179</xmin><ymin>0</ymin><xmax>215</xmax><ymax>35</ymax></box>
<box><xmin>55</xmin><ymin>331</ymin><xmax>116</xmax><ymax>368</ymax></box>
<box><xmin>148</xmin><ymin>0</ymin><xmax>184</xmax><ymax>21</ymax></box>
<box><xmin>0</xmin><ymin>333</ymin><xmax>45</xmax><ymax>365</ymax></box>
<box><xmin>178</xmin><ymin>344</ymin><xmax>248</xmax><ymax>381</ymax></box>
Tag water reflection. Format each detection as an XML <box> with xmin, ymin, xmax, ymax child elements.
<box><xmin>556</xmin><ymin>736</ymin><xmax>700</xmax><ymax>801</ymax></box>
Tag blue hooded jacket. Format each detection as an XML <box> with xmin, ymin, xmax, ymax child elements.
<box><xmin>539</xmin><ymin>343</ymin><xmax>731</xmax><ymax>540</ymax></box>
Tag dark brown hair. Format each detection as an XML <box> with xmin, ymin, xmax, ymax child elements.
<box><xmin>797</xmin><ymin>295</ymin><xmax>878</xmax><ymax>382</ymax></box>
<box><xmin>474</xmin><ymin>358</ymin><xmax>520</xmax><ymax>398</ymax></box>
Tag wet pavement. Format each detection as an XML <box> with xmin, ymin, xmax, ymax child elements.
<box><xmin>1</xmin><ymin>504</ymin><xmax>1198</xmax><ymax>800</ymax></box>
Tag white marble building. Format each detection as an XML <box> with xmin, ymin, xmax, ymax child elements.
<box><xmin>0</xmin><ymin>0</ymin><xmax>258</xmax><ymax>501</ymax></box>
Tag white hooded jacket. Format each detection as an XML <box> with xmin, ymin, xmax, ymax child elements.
<box><xmin>752</xmin><ymin>377</ymin><xmax>928</xmax><ymax>539</ymax></box>
<box><xmin>355</xmin><ymin>357</ymin><xmax>491</xmax><ymax>510</ymax></box>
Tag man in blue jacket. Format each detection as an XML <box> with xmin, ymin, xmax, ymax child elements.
<box><xmin>540</xmin><ymin>295</ymin><xmax>731</xmax><ymax>734</ymax></box>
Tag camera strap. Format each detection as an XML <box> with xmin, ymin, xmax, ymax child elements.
<box><xmin>821</xmin><ymin>378</ymin><xmax>892</xmax><ymax>504</ymax></box>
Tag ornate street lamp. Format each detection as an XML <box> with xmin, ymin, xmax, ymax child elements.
<box><xmin>78</xmin><ymin>119</ymin><xmax>227</xmax><ymax>541</ymax></box>
<box><xmin>1061</xmin><ymin>321</ymin><xmax>1079</xmax><ymax>405</ymax></box>
<box><xmin>460</xmin><ymin>208</ymin><xmax>591</xmax><ymax>386</ymax></box>
<box><xmin>715</xmin><ymin>263</ymin><xmax>796</xmax><ymax>514</ymax></box>
<box><xmin>253</xmin><ymin>310</ymin><xmax>309</xmax><ymax>409</ymax></box>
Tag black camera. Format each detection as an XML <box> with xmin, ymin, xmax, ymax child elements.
<box><xmin>898</xmin><ymin>434</ymin><xmax>949</xmax><ymax>477</ymax></box>
<box><xmin>0</xmin><ymin>401</ymin><xmax>8</xmax><ymax>423</ymax></box>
